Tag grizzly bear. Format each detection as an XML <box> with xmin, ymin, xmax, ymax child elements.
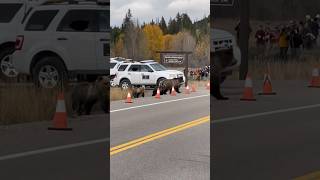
<box><xmin>72</xmin><ymin>76</ymin><xmax>109</xmax><ymax>116</ymax></box>
<box><xmin>129</xmin><ymin>86</ymin><xmax>145</xmax><ymax>98</ymax></box>
<box><xmin>152</xmin><ymin>79</ymin><xmax>181</xmax><ymax>96</ymax></box>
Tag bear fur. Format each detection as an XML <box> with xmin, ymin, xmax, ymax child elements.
<box><xmin>72</xmin><ymin>76</ymin><xmax>109</xmax><ymax>116</ymax></box>
<box><xmin>152</xmin><ymin>79</ymin><xmax>181</xmax><ymax>96</ymax></box>
<box><xmin>129</xmin><ymin>86</ymin><xmax>145</xmax><ymax>98</ymax></box>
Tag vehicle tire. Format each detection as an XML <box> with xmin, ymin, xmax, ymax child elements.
<box><xmin>157</xmin><ymin>77</ymin><xmax>166</xmax><ymax>86</ymax></box>
<box><xmin>110</xmin><ymin>80</ymin><xmax>116</xmax><ymax>87</ymax></box>
<box><xmin>0</xmin><ymin>46</ymin><xmax>19</xmax><ymax>81</ymax></box>
<box><xmin>32</xmin><ymin>56</ymin><xmax>67</xmax><ymax>89</ymax></box>
<box><xmin>120</xmin><ymin>79</ymin><xmax>131</xmax><ymax>90</ymax></box>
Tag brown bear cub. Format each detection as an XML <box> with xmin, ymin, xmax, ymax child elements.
<box><xmin>72</xmin><ymin>76</ymin><xmax>109</xmax><ymax>116</ymax></box>
<box><xmin>128</xmin><ymin>86</ymin><xmax>145</xmax><ymax>98</ymax></box>
<box><xmin>152</xmin><ymin>79</ymin><xmax>181</xmax><ymax>96</ymax></box>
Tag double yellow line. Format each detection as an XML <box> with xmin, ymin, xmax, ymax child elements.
<box><xmin>110</xmin><ymin>116</ymin><xmax>210</xmax><ymax>156</ymax></box>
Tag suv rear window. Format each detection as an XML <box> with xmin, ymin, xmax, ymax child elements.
<box><xmin>0</xmin><ymin>3</ymin><xmax>23</xmax><ymax>23</ymax></box>
<box><xmin>25</xmin><ymin>10</ymin><xmax>58</xmax><ymax>31</ymax></box>
<box><xmin>118</xmin><ymin>65</ymin><xmax>128</xmax><ymax>71</ymax></box>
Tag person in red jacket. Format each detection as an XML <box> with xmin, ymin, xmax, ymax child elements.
<box><xmin>255</xmin><ymin>25</ymin><xmax>266</xmax><ymax>58</ymax></box>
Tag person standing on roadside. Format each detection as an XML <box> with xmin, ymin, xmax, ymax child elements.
<box><xmin>264</xmin><ymin>26</ymin><xmax>274</xmax><ymax>57</ymax></box>
<box><xmin>279</xmin><ymin>28</ymin><xmax>289</xmax><ymax>60</ymax></box>
<box><xmin>255</xmin><ymin>25</ymin><xmax>266</xmax><ymax>59</ymax></box>
<box><xmin>289</xmin><ymin>22</ymin><xmax>303</xmax><ymax>58</ymax></box>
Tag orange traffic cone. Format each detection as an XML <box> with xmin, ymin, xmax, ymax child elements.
<box><xmin>171</xmin><ymin>86</ymin><xmax>176</xmax><ymax>96</ymax></box>
<box><xmin>48</xmin><ymin>92</ymin><xmax>72</xmax><ymax>131</ymax></box>
<box><xmin>191</xmin><ymin>84</ymin><xmax>196</xmax><ymax>92</ymax></box>
<box><xmin>308</xmin><ymin>68</ymin><xmax>320</xmax><ymax>88</ymax></box>
<box><xmin>206</xmin><ymin>82</ymin><xmax>210</xmax><ymax>90</ymax></box>
<box><xmin>155</xmin><ymin>88</ymin><xmax>161</xmax><ymax>99</ymax></box>
<box><xmin>240</xmin><ymin>75</ymin><xmax>256</xmax><ymax>101</ymax></box>
<box><xmin>125</xmin><ymin>92</ymin><xmax>133</xmax><ymax>103</ymax></box>
<box><xmin>185</xmin><ymin>85</ymin><xmax>190</xmax><ymax>94</ymax></box>
<box><xmin>259</xmin><ymin>74</ymin><xmax>276</xmax><ymax>95</ymax></box>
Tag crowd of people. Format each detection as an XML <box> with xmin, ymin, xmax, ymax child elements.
<box><xmin>189</xmin><ymin>66</ymin><xmax>210</xmax><ymax>81</ymax></box>
<box><xmin>237</xmin><ymin>14</ymin><xmax>320</xmax><ymax>60</ymax></box>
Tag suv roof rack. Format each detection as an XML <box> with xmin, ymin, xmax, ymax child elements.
<box><xmin>111</xmin><ymin>57</ymin><xmax>126</xmax><ymax>61</ymax></box>
<box><xmin>42</xmin><ymin>0</ymin><xmax>109</xmax><ymax>6</ymax></box>
<box><xmin>140</xmin><ymin>60</ymin><xmax>156</xmax><ymax>63</ymax></box>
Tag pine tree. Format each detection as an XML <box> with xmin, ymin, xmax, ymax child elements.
<box><xmin>181</xmin><ymin>13</ymin><xmax>193</xmax><ymax>31</ymax></box>
<box><xmin>150</xmin><ymin>19</ymin><xmax>155</xmax><ymax>25</ymax></box>
<box><xmin>121</xmin><ymin>9</ymin><xmax>133</xmax><ymax>32</ymax></box>
<box><xmin>176</xmin><ymin>12</ymin><xmax>182</xmax><ymax>32</ymax></box>
<box><xmin>168</xmin><ymin>18</ymin><xmax>178</xmax><ymax>34</ymax></box>
<box><xmin>159</xmin><ymin>17</ymin><xmax>168</xmax><ymax>35</ymax></box>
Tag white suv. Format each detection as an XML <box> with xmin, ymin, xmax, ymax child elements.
<box><xmin>0</xmin><ymin>0</ymin><xmax>44</xmax><ymax>80</ymax></box>
<box><xmin>114</xmin><ymin>60</ymin><xmax>185</xmax><ymax>89</ymax></box>
<box><xmin>110</xmin><ymin>57</ymin><xmax>125</xmax><ymax>87</ymax></box>
<box><xmin>110</xmin><ymin>57</ymin><xmax>126</xmax><ymax>76</ymax></box>
<box><xmin>12</xmin><ymin>0</ymin><xmax>109</xmax><ymax>88</ymax></box>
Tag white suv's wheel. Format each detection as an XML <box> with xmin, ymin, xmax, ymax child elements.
<box><xmin>110</xmin><ymin>80</ymin><xmax>116</xmax><ymax>87</ymax></box>
<box><xmin>38</xmin><ymin>65</ymin><xmax>59</xmax><ymax>88</ymax></box>
<box><xmin>0</xmin><ymin>47</ymin><xmax>19</xmax><ymax>80</ymax></box>
<box><xmin>33</xmin><ymin>57</ymin><xmax>67</xmax><ymax>89</ymax></box>
<box><xmin>120</xmin><ymin>79</ymin><xmax>131</xmax><ymax>89</ymax></box>
<box><xmin>0</xmin><ymin>54</ymin><xmax>19</xmax><ymax>78</ymax></box>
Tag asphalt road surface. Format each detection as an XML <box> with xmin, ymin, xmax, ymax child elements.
<box><xmin>0</xmin><ymin>114</ymin><xmax>108</xmax><ymax>180</ymax></box>
<box><xmin>111</xmin><ymin>87</ymin><xmax>210</xmax><ymax>180</ymax></box>
<box><xmin>213</xmin><ymin>80</ymin><xmax>320</xmax><ymax>180</ymax></box>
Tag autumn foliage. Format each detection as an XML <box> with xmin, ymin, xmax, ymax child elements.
<box><xmin>111</xmin><ymin>9</ymin><xmax>210</xmax><ymax>66</ymax></box>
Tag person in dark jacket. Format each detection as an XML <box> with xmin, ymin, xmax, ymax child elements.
<box><xmin>289</xmin><ymin>23</ymin><xmax>303</xmax><ymax>58</ymax></box>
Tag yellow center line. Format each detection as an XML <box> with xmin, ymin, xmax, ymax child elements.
<box><xmin>110</xmin><ymin>116</ymin><xmax>210</xmax><ymax>156</ymax></box>
<box><xmin>293</xmin><ymin>171</ymin><xmax>320</xmax><ymax>180</ymax></box>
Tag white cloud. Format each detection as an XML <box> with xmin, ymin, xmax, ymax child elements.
<box><xmin>168</xmin><ymin>0</ymin><xmax>209</xmax><ymax>11</ymax></box>
<box><xmin>111</xmin><ymin>0</ymin><xmax>209</xmax><ymax>26</ymax></box>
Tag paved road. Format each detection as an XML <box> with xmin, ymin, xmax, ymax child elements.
<box><xmin>111</xmin><ymin>87</ymin><xmax>210</xmax><ymax>180</ymax></box>
<box><xmin>0</xmin><ymin>114</ymin><xmax>108</xmax><ymax>180</ymax></box>
<box><xmin>213</xmin><ymin>80</ymin><xmax>320</xmax><ymax>179</ymax></box>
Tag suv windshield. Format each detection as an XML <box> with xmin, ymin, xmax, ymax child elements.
<box><xmin>150</xmin><ymin>63</ymin><xmax>167</xmax><ymax>71</ymax></box>
<box><xmin>0</xmin><ymin>3</ymin><xmax>23</xmax><ymax>23</ymax></box>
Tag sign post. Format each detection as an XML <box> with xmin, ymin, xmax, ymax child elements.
<box><xmin>210</xmin><ymin>0</ymin><xmax>249</xmax><ymax>80</ymax></box>
<box><xmin>239</xmin><ymin>0</ymin><xmax>250</xmax><ymax>80</ymax></box>
<box><xmin>157</xmin><ymin>51</ymin><xmax>192</xmax><ymax>87</ymax></box>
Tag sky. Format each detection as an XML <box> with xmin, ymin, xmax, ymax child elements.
<box><xmin>111</xmin><ymin>0</ymin><xmax>210</xmax><ymax>27</ymax></box>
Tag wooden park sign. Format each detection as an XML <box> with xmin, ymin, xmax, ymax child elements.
<box><xmin>156</xmin><ymin>51</ymin><xmax>192</xmax><ymax>87</ymax></box>
<box><xmin>163</xmin><ymin>54</ymin><xmax>185</xmax><ymax>65</ymax></box>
